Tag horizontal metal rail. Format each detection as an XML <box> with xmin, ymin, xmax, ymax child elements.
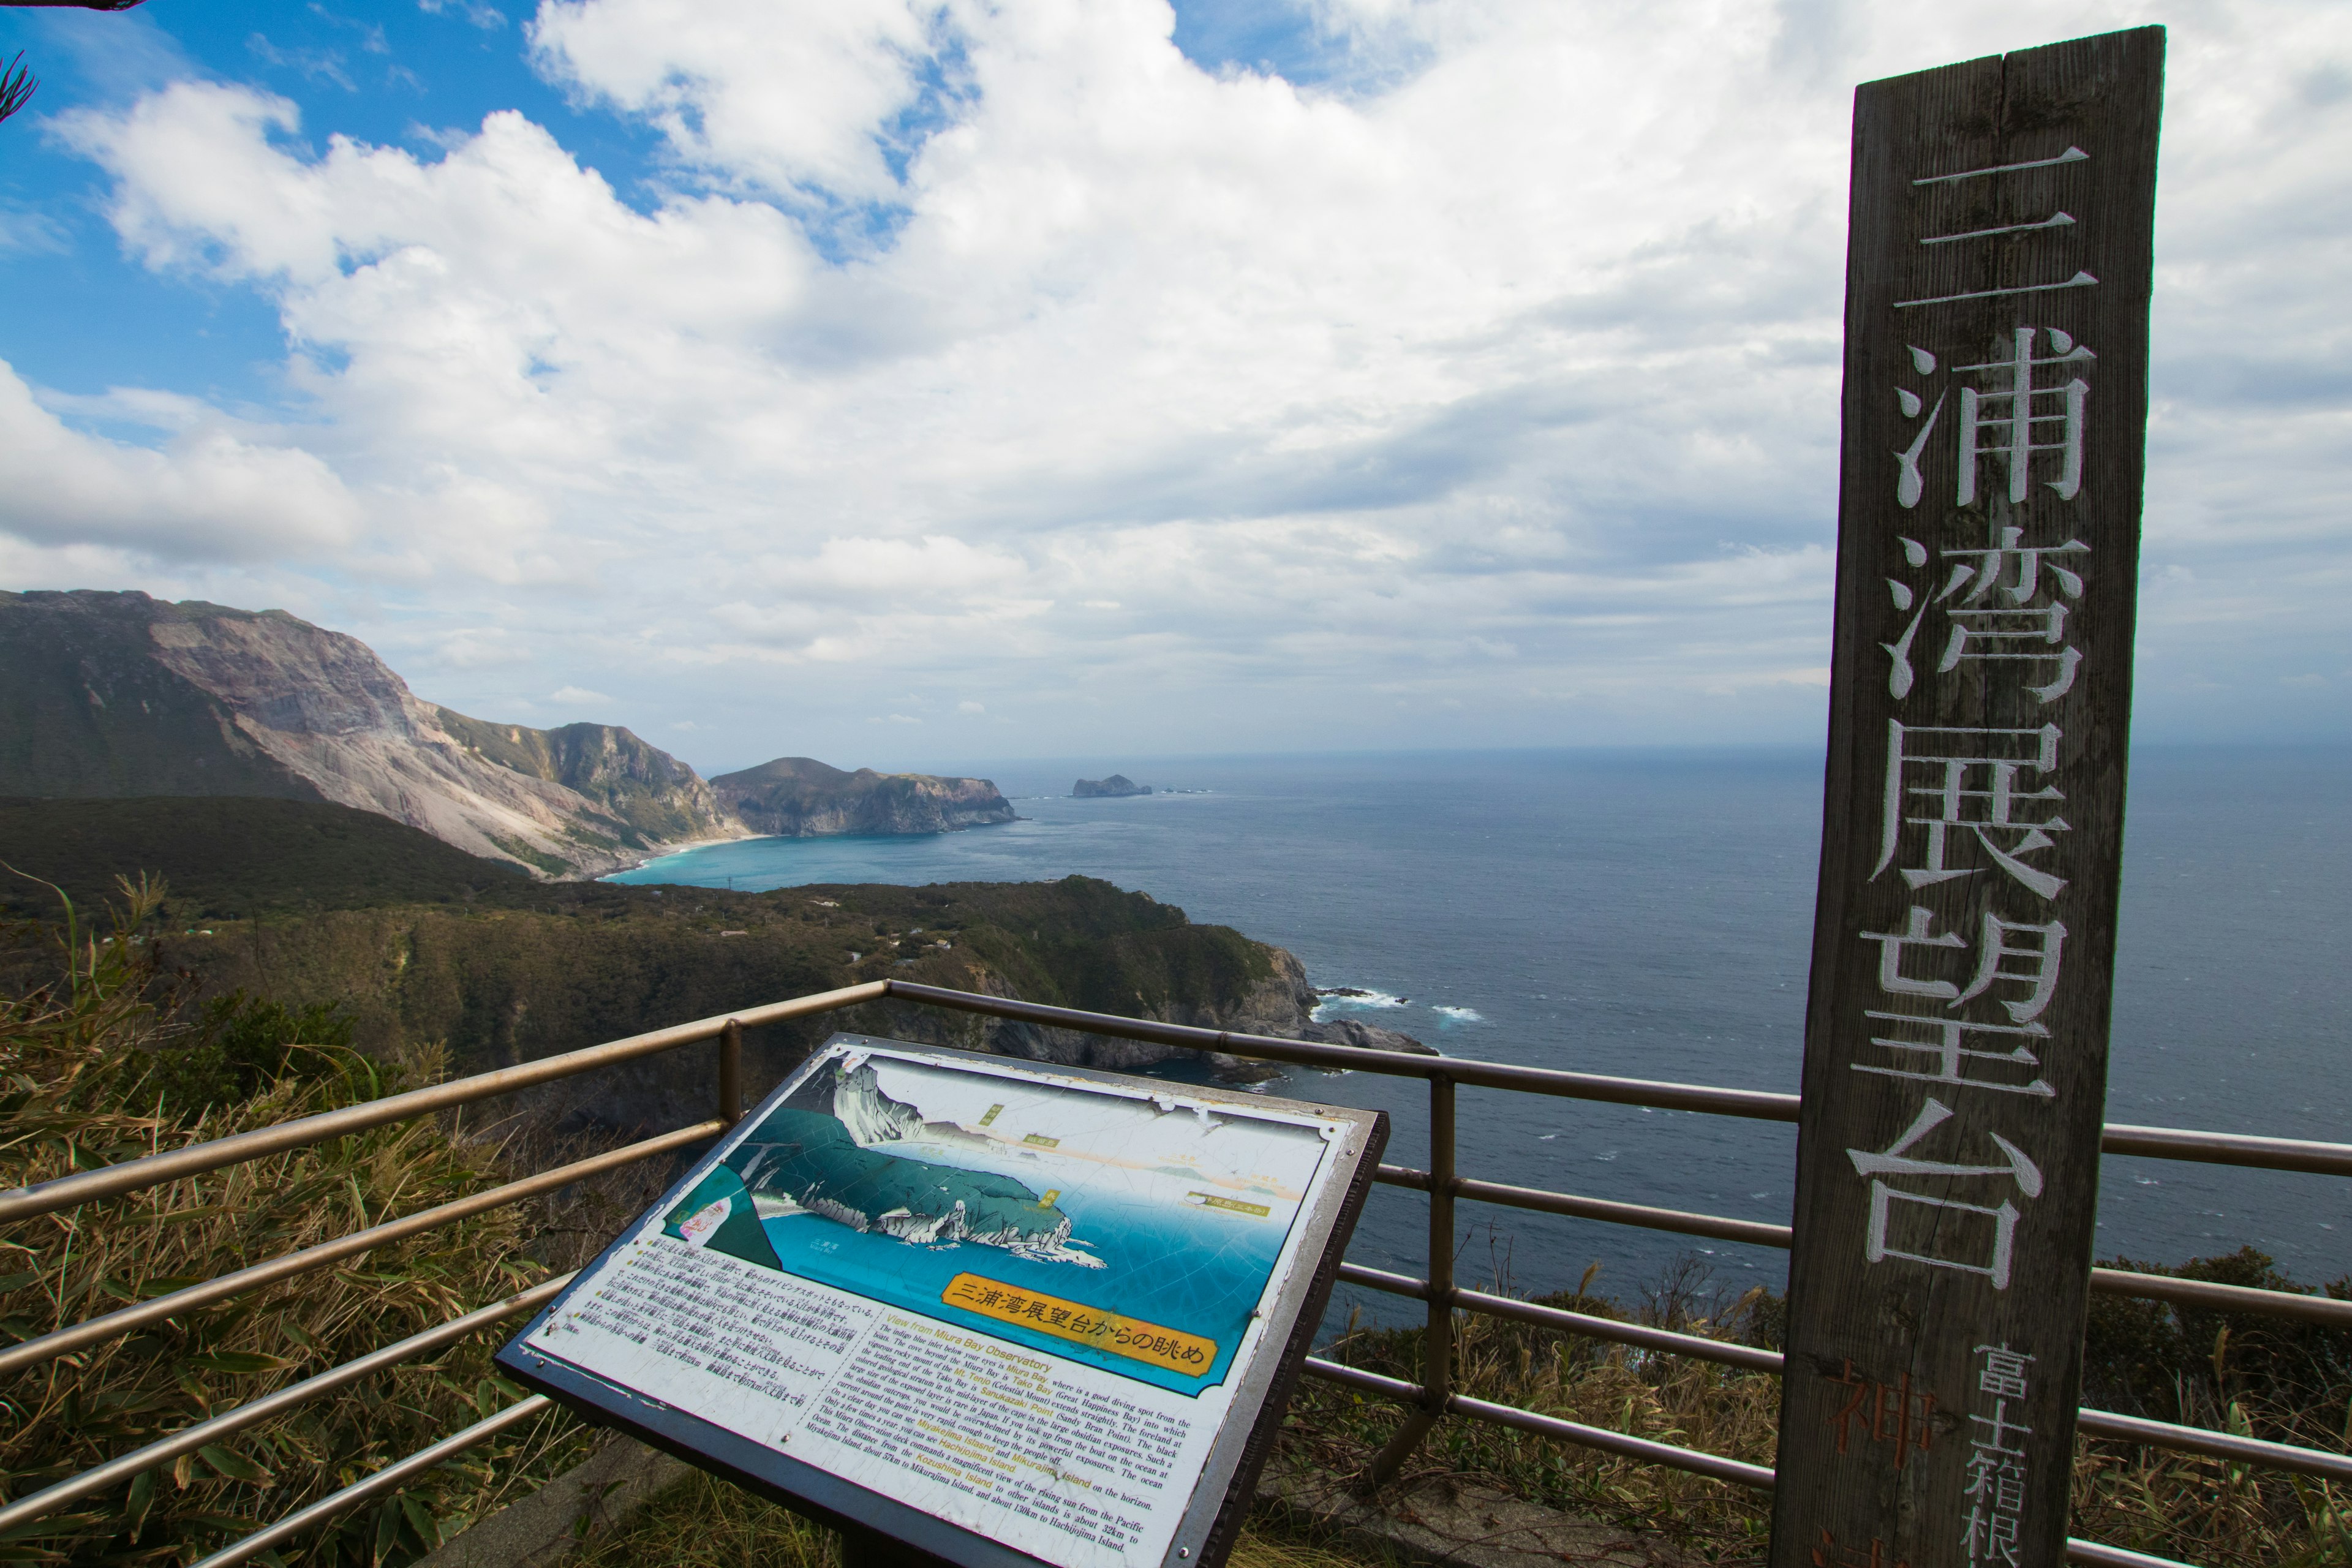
<box><xmin>891</xmin><ymin>981</ymin><xmax>2352</xmax><ymax>1173</ymax></box>
<box><xmin>187</xmin><ymin>1395</ymin><xmax>556</xmax><ymax>1568</ymax></box>
<box><xmin>2089</xmin><ymin>1264</ymin><xmax>2352</xmax><ymax>1329</ymax></box>
<box><xmin>2075</xmin><ymin>1408</ymin><xmax>2352</xmax><ymax>1483</ymax></box>
<box><xmin>1298</xmin><ymin>1355</ymin><xmax>1774</xmax><ymax>1490</ymax></box>
<box><xmin>884</xmin><ymin>981</ymin><xmax>1808</xmax><ymax>1119</ymax></box>
<box><xmin>0</xmin><ymin>982</ymin><xmax>884</xmax><ymax>1227</ymax></box>
<box><xmin>1344</xmin><ymin>1265</ymin><xmax>2352</xmax><ymax>1479</ymax></box>
<box><xmin>1379</xmin><ymin>1166</ymin><xmax>2344</xmax><ymax>1329</ymax></box>
<box><xmin>1338</xmin><ymin>1263</ymin><xmax>1784</xmax><ymax>1374</ymax></box>
<box><xmin>1303</xmin><ymin>1361</ymin><xmax>2203</xmax><ymax>1568</ymax></box>
<box><xmin>1300</xmin><ymin>1355</ymin><xmax>1423</xmax><ymax>1402</ymax></box>
<box><xmin>4</xmin><ymin>978</ymin><xmax>2339</xmax><ymax>1568</ymax></box>
<box><xmin>0</xmin><ymin>1273</ymin><xmax>573</xmax><ymax>1534</ymax></box>
<box><xmin>1378</xmin><ymin>1163</ymin><xmax>1795</xmax><ymax>1250</ymax></box>
<box><xmin>1449</xmin><ymin>1390</ymin><xmax>1777</xmax><ymax>1491</ymax></box>
<box><xmin>0</xmin><ymin>1123</ymin><xmax>716</xmax><ymax>1377</ymax></box>
<box><xmin>2097</xmin><ymin>1122</ymin><xmax>2352</xmax><ymax>1178</ymax></box>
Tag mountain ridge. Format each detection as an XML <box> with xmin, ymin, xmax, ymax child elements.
<box><xmin>0</xmin><ymin>590</ymin><xmax>1015</xmax><ymax>878</ymax></box>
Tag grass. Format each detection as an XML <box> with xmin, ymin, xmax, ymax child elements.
<box><xmin>6</xmin><ymin>873</ymin><xmax>2344</xmax><ymax>1568</ymax></box>
<box><xmin>1290</xmin><ymin>1246</ymin><xmax>2352</xmax><ymax>1567</ymax></box>
<box><xmin>0</xmin><ymin>878</ymin><xmax>671</xmax><ymax>1567</ymax></box>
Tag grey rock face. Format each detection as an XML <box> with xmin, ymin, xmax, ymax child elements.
<box><xmin>710</xmin><ymin>756</ymin><xmax>1016</xmax><ymax>837</ymax></box>
<box><xmin>0</xmin><ymin>590</ymin><xmax>741</xmax><ymax>878</ymax></box>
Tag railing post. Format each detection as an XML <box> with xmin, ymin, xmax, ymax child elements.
<box><xmin>1363</xmin><ymin>1072</ymin><xmax>1454</xmax><ymax>1490</ymax></box>
<box><xmin>718</xmin><ymin>1019</ymin><xmax>744</xmax><ymax>1126</ymax></box>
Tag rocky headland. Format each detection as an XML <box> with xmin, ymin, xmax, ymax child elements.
<box><xmin>1072</xmin><ymin>774</ymin><xmax>1150</xmax><ymax>797</ymax></box>
<box><xmin>713</xmin><ymin>756</ymin><xmax>1016</xmax><ymax>837</ymax></box>
<box><xmin>0</xmin><ymin>590</ymin><xmax>1016</xmax><ymax>878</ymax></box>
<box><xmin>0</xmin><ymin>590</ymin><xmax>744</xmax><ymax>878</ymax></box>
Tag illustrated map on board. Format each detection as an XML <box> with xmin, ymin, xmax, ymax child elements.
<box><xmin>505</xmin><ymin>1038</ymin><xmax>1379</xmax><ymax>1568</ymax></box>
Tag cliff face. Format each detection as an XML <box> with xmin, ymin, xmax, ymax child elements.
<box><xmin>432</xmin><ymin>707</ymin><xmax>731</xmax><ymax>850</ymax></box>
<box><xmin>0</xmin><ymin>591</ymin><xmax>741</xmax><ymax>878</ymax></box>
<box><xmin>712</xmin><ymin>756</ymin><xmax>1016</xmax><ymax>837</ymax></box>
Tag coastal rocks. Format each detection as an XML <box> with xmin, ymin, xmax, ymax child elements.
<box><xmin>712</xmin><ymin>756</ymin><xmax>1017</xmax><ymax>837</ymax></box>
<box><xmin>949</xmin><ymin>942</ymin><xmax>1435</xmax><ymax>1080</ymax></box>
<box><xmin>1072</xmin><ymin>774</ymin><xmax>1150</xmax><ymax>797</ymax></box>
<box><xmin>1297</xmin><ymin>1017</ymin><xmax>1439</xmax><ymax>1056</ymax></box>
<box><xmin>0</xmin><ymin>590</ymin><xmax>739</xmax><ymax>879</ymax></box>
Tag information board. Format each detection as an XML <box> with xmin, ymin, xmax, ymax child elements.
<box><xmin>499</xmin><ymin>1035</ymin><xmax>1387</xmax><ymax>1568</ymax></box>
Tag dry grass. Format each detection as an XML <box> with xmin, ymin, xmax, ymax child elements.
<box><xmin>0</xmin><ymin>880</ymin><xmax>666</xmax><ymax>1567</ymax></box>
<box><xmin>7</xmin><ymin>879</ymin><xmax>2343</xmax><ymax>1568</ymax></box>
<box><xmin>1287</xmin><ymin>1249</ymin><xmax>2352</xmax><ymax>1568</ymax></box>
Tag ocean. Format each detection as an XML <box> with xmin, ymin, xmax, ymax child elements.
<box><xmin>609</xmin><ymin>746</ymin><xmax>2352</xmax><ymax>1318</ymax></box>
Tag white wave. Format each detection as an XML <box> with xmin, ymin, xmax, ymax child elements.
<box><xmin>1311</xmin><ymin>988</ymin><xmax>1406</xmax><ymax>1021</ymax></box>
<box><xmin>1432</xmin><ymin>1006</ymin><xmax>1483</xmax><ymax>1025</ymax></box>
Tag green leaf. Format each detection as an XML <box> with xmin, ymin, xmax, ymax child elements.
<box><xmin>0</xmin><ymin>1271</ymin><xmax>42</xmax><ymax>1293</ymax></box>
<box><xmin>198</xmin><ymin>1444</ymin><xmax>270</xmax><ymax>1483</ymax></box>
<box><xmin>135</xmin><ymin>1275</ymin><xmax>206</xmax><ymax>1298</ymax></box>
<box><xmin>124</xmin><ymin>1469</ymin><xmax>155</xmax><ymax>1540</ymax></box>
<box><xmin>372</xmin><ymin>1500</ymin><xmax>401</xmax><ymax>1566</ymax></box>
<box><xmin>0</xmin><ymin>1515</ymin><xmax>104</xmax><ymax>1543</ymax></box>
<box><xmin>190</xmin><ymin>1351</ymin><xmax>295</xmax><ymax>1376</ymax></box>
<box><xmin>400</xmin><ymin>1494</ymin><xmax>441</xmax><ymax>1550</ymax></box>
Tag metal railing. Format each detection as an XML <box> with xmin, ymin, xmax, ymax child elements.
<box><xmin>3</xmin><ymin>977</ymin><xmax>2345</xmax><ymax>1568</ymax></box>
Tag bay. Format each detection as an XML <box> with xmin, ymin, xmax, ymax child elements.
<box><xmin>610</xmin><ymin>745</ymin><xmax>2352</xmax><ymax>1316</ymax></box>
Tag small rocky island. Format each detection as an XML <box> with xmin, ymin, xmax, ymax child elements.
<box><xmin>1072</xmin><ymin>774</ymin><xmax>1150</xmax><ymax>797</ymax></box>
<box><xmin>713</xmin><ymin>756</ymin><xmax>1016</xmax><ymax>837</ymax></box>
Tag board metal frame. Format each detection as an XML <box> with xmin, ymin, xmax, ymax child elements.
<box><xmin>498</xmin><ymin>1033</ymin><xmax>1389</xmax><ymax>1568</ymax></box>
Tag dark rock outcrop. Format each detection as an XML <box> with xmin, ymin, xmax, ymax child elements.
<box><xmin>957</xmin><ymin>937</ymin><xmax>1434</xmax><ymax>1079</ymax></box>
<box><xmin>712</xmin><ymin>756</ymin><xmax>1016</xmax><ymax>837</ymax></box>
<box><xmin>0</xmin><ymin>590</ymin><xmax>739</xmax><ymax>878</ymax></box>
<box><xmin>1072</xmin><ymin>774</ymin><xmax>1150</xmax><ymax>797</ymax></box>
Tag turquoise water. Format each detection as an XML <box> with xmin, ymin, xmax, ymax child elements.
<box><xmin>612</xmin><ymin>746</ymin><xmax>2352</xmax><ymax>1310</ymax></box>
<box><xmin>660</xmin><ymin>1133</ymin><xmax>1292</xmax><ymax>1395</ymax></box>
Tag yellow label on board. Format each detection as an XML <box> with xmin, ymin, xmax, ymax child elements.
<box><xmin>1189</xmin><ymin>1192</ymin><xmax>1271</xmax><ymax>1218</ymax></box>
<box><xmin>1021</xmin><ymin>1133</ymin><xmax>1059</xmax><ymax>1148</ymax></box>
<box><xmin>977</xmin><ymin>1104</ymin><xmax>1004</xmax><ymax>1126</ymax></box>
<box><xmin>941</xmin><ymin>1273</ymin><xmax>1215</xmax><ymax>1376</ymax></box>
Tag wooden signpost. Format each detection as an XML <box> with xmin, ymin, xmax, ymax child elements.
<box><xmin>1770</xmin><ymin>29</ymin><xmax>2164</xmax><ymax>1568</ymax></box>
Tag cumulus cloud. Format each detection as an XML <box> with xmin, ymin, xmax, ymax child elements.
<box><xmin>12</xmin><ymin>0</ymin><xmax>2349</xmax><ymax>755</ymax></box>
<box><xmin>0</xmin><ymin>361</ymin><xmax>360</xmax><ymax>561</ymax></box>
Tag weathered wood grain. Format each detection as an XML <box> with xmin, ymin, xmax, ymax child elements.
<box><xmin>1768</xmin><ymin>28</ymin><xmax>2165</xmax><ymax>1568</ymax></box>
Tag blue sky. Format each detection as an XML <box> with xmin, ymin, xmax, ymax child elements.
<box><xmin>2</xmin><ymin>0</ymin><xmax>2346</xmax><ymax>773</ymax></box>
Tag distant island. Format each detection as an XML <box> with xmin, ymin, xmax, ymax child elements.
<box><xmin>1073</xmin><ymin>774</ymin><xmax>1150</xmax><ymax>797</ymax></box>
<box><xmin>712</xmin><ymin>756</ymin><xmax>1014</xmax><ymax>837</ymax></box>
<box><xmin>0</xmin><ymin>590</ymin><xmax>1013</xmax><ymax>879</ymax></box>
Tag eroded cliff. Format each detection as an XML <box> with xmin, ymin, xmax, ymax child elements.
<box><xmin>0</xmin><ymin>591</ymin><xmax>741</xmax><ymax>878</ymax></box>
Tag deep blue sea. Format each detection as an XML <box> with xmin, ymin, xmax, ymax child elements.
<box><xmin>611</xmin><ymin>747</ymin><xmax>2352</xmax><ymax>1321</ymax></box>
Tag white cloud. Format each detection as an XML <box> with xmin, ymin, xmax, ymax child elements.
<box><xmin>17</xmin><ymin>0</ymin><xmax>2351</xmax><ymax>756</ymax></box>
<box><xmin>551</xmin><ymin>684</ymin><xmax>612</xmax><ymax>704</ymax></box>
<box><xmin>0</xmin><ymin>361</ymin><xmax>360</xmax><ymax>561</ymax></box>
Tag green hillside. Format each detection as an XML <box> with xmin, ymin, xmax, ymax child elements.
<box><xmin>0</xmin><ymin>796</ymin><xmax>529</xmax><ymax>920</ymax></box>
<box><xmin>0</xmin><ymin>592</ymin><xmax>321</xmax><ymax>800</ymax></box>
